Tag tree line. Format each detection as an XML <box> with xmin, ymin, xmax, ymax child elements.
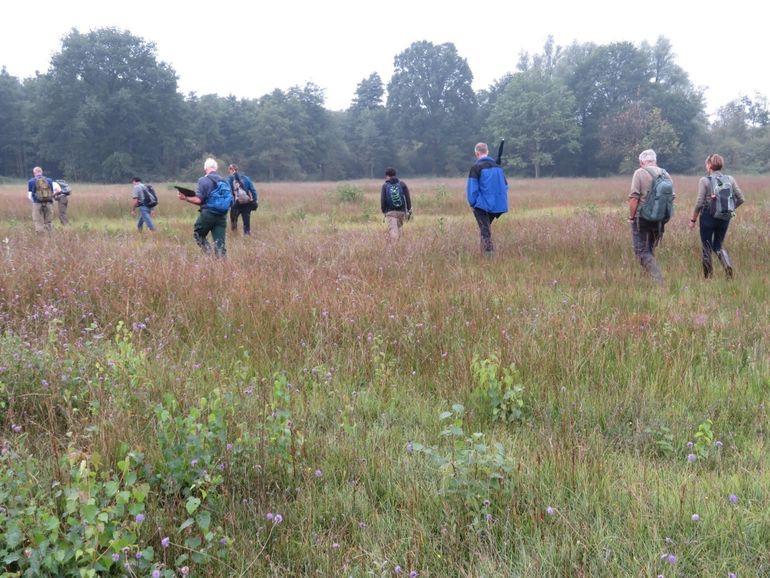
<box><xmin>1</xmin><ymin>28</ymin><xmax>769</xmax><ymax>183</ymax></box>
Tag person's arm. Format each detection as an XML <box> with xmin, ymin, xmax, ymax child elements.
<box><xmin>178</xmin><ymin>191</ymin><xmax>202</xmax><ymax>205</ymax></box>
<box><xmin>402</xmin><ymin>182</ymin><xmax>412</xmax><ymax>212</ymax></box>
<box><xmin>467</xmin><ymin>167</ymin><xmax>480</xmax><ymax>207</ymax></box>
<box><xmin>731</xmin><ymin>176</ymin><xmax>745</xmax><ymax>208</ymax></box>
<box><xmin>380</xmin><ymin>184</ymin><xmax>387</xmax><ymax>213</ymax></box>
<box><xmin>628</xmin><ymin>197</ymin><xmax>638</xmax><ymax>222</ymax></box>
<box><xmin>627</xmin><ymin>169</ymin><xmax>643</xmax><ymax>221</ymax></box>
<box><xmin>688</xmin><ymin>177</ymin><xmax>708</xmax><ymax>230</ymax></box>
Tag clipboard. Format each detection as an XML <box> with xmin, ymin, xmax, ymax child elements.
<box><xmin>174</xmin><ymin>185</ymin><xmax>196</xmax><ymax>197</ymax></box>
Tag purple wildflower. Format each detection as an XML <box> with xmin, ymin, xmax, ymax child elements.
<box><xmin>152</xmin><ymin>570</ymin><xmax>161</xmax><ymax>578</ymax></box>
<box><xmin>691</xmin><ymin>513</ymin><xmax>700</xmax><ymax>522</ymax></box>
<box><xmin>687</xmin><ymin>453</ymin><xmax>697</xmax><ymax>463</ymax></box>
<box><xmin>314</xmin><ymin>469</ymin><xmax>323</xmax><ymax>478</ymax></box>
<box><xmin>545</xmin><ymin>506</ymin><xmax>555</xmax><ymax>516</ymax></box>
<box><xmin>112</xmin><ymin>553</ymin><xmax>121</xmax><ymax>562</ymax></box>
<box><xmin>729</xmin><ymin>494</ymin><xmax>738</xmax><ymax>504</ymax></box>
<box><xmin>161</xmin><ymin>537</ymin><xmax>170</xmax><ymax>548</ymax></box>
<box><xmin>274</xmin><ymin>514</ymin><xmax>283</xmax><ymax>524</ymax></box>
<box><xmin>135</xmin><ymin>513</ymin><xmax>145</xmax><ymax>523</ymax></box>
<box><xmin>394</xmin><ymin>565</ymin><xmax>402</xmax><ymax>575</ymax></box>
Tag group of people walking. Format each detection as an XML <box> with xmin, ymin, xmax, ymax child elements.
<box><xmin>628</xmin><ymin>149</ymin><xmax>744</xmax><ymax>283</ymax></box>
<box><xmin>26</xmin><ymin>146</ymin><xmax>745</xmax><ymax>278</ymax></box>
<box><xmin>25</xmin><ymin>166</ymin><xmax>70</xmax><ymax>232</ymax></box>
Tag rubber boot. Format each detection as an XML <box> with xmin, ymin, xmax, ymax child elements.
<box><xmin>717</xmin><ymin>249</ymin><xmax>733</xmax><ymax>279</ymax></box>
<box><xmin>701</xmin><ymin>248</ymin><xmax>713</xmax><ymax>278</ymax></box>
<box><xmin>641</xmin><ymin>254</ymin><xmax>664</xmax><ymax>284</ymax></box>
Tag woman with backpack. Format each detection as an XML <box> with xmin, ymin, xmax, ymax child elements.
<box><xmin>688</xmin><ymin>154</ymin><xmax>745</xmax><ymax>278</ymax></box>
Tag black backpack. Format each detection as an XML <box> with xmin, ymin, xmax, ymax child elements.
<box><xmin>143</xmin><ymin>184</ymin><xmax>159</xmax><ymax>208</ymax></box>
<box><xmin>386</xmin><ymin>181</ymin><xmax>406</xmax><ymax>210</ymax></box>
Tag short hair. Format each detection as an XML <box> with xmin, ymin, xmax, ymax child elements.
<box><xmin>475</xmin><ymin>142</ymin><xmax>489</xmax><ymax>155</ymax></box>
<box><xmin>204</xmin><ymin>157</ymin><xmax>218</xmax><ymax>172</ymax></box>
<box><xmin>639</xmin><ymin>149</ymin><xmax>657</xmax><ymax>163</ymax></box>
<box><xmin>384</xmin><ymin>167</ymin><xmax>397</xmax><ymax>178</ymax></box>
<box><xmin>706</xmin><ymin>153</ymin><xmax>724</xmax><ymax>171</ymax></box>
<box><xmin>228</xmin><ymin>163</ymin><xmax>239</xmax><ymax>172</ymax></box>
<box><xmin>132</xmin><ymin>177</ymin><xmax>142</xmax><ymax>183</ymax></box>
<box><xmin>32</xmin><ymin>166</ymin><xmax>43</xmax><ymax>176</ymax></box>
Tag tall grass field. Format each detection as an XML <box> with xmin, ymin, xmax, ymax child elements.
<box><xmin>1</xmin><ymin>175</ymin><xmax>769</xmax><ymax>577</ymax></box>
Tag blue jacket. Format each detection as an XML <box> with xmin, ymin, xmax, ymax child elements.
<box><xmin>228</xmin><ymin>173</ymin><xmax>257</xmax><ymax>201</ymax></box>
<box><xmin>27</xmin><ymin>175</ymin><xmax>54</xmax><ymax>203</ymax></box>
<box><xmin>467</xmin><ymin>156</ymin><xmax>508</xmax><ymax>214</ymax></box>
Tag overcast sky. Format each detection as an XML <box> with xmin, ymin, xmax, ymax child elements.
<box><xmin>3</xmin><ymin>0</ymin><xmax>765</xmax><ymax>116</ymax></box>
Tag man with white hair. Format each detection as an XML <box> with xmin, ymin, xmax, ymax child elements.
<box><xmin>27</xmin><ymin>166</ymin><xmax>55</xmax><ymax>232</ymax></box>
<box><xmin>177</xmin><ymin>157</ymin><xmax>230</xmax><ymax>256</ymax></box>
<box><xmin>628</xmin><ymin>149</ymin><xmax>673</xmax><ymax>283</ymax></box>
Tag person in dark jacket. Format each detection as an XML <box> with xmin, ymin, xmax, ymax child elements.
<box><xmin>380</xmin><ymin>167</ymin><xmax>412</xmax><ymax>241</ymax></box>
<box><xmin>227</xmin><ymin>163</ymin><xmax>258</xmax><ymax>236</ymax></box>
<box><xmin>467</xmin><ymin>143</ymin><xmax>508</xmax><ymax>255</ymax></box>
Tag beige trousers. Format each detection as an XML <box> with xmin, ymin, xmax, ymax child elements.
<box><xmin>32</xmin><ymin>202</ymin><xmax>54</xmax><ymax>232</ymax></box>
<box><xmin>385</xmin><ymin>211</ymin><xmax>406</xmax><ymax>240</ymax></box>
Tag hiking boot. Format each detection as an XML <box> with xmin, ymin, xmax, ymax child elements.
<box><xmin>717</xmin><ymin>249</ymin><xmax>733</xmax><ymax>279</ymax></box>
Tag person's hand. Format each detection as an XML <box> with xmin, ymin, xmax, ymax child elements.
<box><xmin>688</xmin><ymin>219</ymin><xmax>696</xmax><ymax>231</ymax></box>
<box><xmin>177</xmin><ymin>192</ymin><xmax>186</xmax><ymax>201</ymax></box>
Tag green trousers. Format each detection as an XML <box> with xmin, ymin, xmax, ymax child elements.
<box><xmin>193</xmin><ymin>209</ymin><xmax>227</xmax><ymax>257</ymax></box>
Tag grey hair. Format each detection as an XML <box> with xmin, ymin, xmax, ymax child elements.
<box><xmin>638</xmin><ymin>149</ymin><xmax>656</xmax><ymax>163</ymax></box>
<box><xmin>204</xmin><ymin>157</ymin><xmax>218</xmax><ymax>171</ymax></box>
<box><xmin>475</xmin><ymin>142</ymin><xmax>489</xmax><ymax>155</ymax></box>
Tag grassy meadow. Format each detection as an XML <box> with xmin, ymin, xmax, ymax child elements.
<box><xmin>1</xmin><ymin>175</ymin><xmax>770</xmax><ymax>577</ymax></box>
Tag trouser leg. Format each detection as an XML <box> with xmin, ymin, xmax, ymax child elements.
<box><xmin>241</xmin><ymin>205</ymin><xmax>251</xmax><ymax>235</ymax></box>
<box><xmin>473</xmin><ymin>207</ymin><xmax>494</xmax><ymax>253</ymax></box>
<box><xmin>632</xmin><ymin>219</ymin><xmax>663</xmax><ymax>283</ymax></box>
<box><xmin>58</xmin><ymin>197</ymin><xmax>69</xmax><ymax>225</ymax></box>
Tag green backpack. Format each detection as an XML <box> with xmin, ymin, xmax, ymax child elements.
<box><xmin>639</xmin><ymin>167</ymin><xmax>674</xmax><ymax>223</ymax></box>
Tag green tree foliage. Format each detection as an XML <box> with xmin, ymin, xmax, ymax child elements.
<box><xmin>347</xmin><ymin>73</ymin><xmax>391</xmax><ymax>178</ymax></box>
<box><xmin>387</xmin><ymin>41</ymin><xmax>477</xmax><ymax>175</ymax></box>
<box><xmin>710</xmin><ymin>95</ymin><xmax>770</xmax><ymax>171</ymax></box>
<box><xmin>486</xmin><ymin>68</ymin><xmax>580</xmax><ymax>178</ymax></box>
<box><xmin>36</xmin><ymin>27</ymin><xmax>185</xmax><ymax>181</ymax></box>
<box><xmin>2</xmin><ymin>28</ymin><xmax>764</xmax><ymax>181</ymax></box>
<box><xmin>0</xmin><ymin>67</ymin><xmax>29</xmax><ymax>177</ymax></box>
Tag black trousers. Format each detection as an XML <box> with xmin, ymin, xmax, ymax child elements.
<box><xmin>230</xmin><ymin>203</ymin><xmax>252</xmax><ymax>234</ymax></box>
<box><xmin>472</xmin><ymin>207</ymin><xmax>502</xmax><ymax>252</ymax></box>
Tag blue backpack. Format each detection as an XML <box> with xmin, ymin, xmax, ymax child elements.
<box><xmin>204</xmin><ymin>176</ymin><xmax>233</xmax><ymax>215</ymax></box>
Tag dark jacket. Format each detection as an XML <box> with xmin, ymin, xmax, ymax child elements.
<box><xmin>381</xmin><ymin>178</ymin><xmax>412</xmax><ymax>213</ymax></box>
